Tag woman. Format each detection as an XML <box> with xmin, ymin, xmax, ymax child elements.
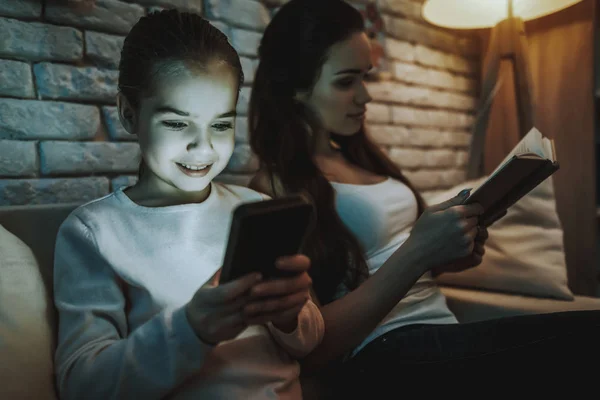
<box><xmin>248</xmin><ymin>0</ymin><xmax>600</xmax><ymax>394</ymax></box>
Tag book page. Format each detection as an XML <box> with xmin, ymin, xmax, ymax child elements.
<box><xmin>490</xmin><ymin>127</ymin><xmax>553</xmax><ymax>175</ymax></box>
<box><xmin>467</xmin><ymin>127</ymin><xmax>554</xmax><ymax>195</ymax></box>
<box><xmin>543</xmin><ymin>137</ymin><xmax>556</xmax><ymax>162</ymax></box>
<box><xmin>503</xmin><ymin>127</ymin><xmax>546</xmax><ymax>161</ymax></box>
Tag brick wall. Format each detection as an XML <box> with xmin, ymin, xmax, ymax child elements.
<box><xmin>0</xmin><ymin>0</ymin><xmax>480</xmax><ymax>205</ymax></box>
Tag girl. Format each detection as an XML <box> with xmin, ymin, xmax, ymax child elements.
<box><xmin>248</xmin><ymin>0</ymin><xmax>600</xmax><ymax>394</ymax></box>
<box><xmin>53</xmin><ymin>10</ymin><xmax>324</xmax><ymax>400</ymax></box>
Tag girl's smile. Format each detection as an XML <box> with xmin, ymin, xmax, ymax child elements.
<box><xmin>175</xmin><ymin>162</ymin><xmax>213</xmax><ymax>177</ymax></box>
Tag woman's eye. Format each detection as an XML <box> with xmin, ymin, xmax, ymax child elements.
<box><xmin>363</xmin><ymin>73</ymin><xmax>376</xmax><ymax>82</ymax></box>
<box><xmin>336</xmin><ymin>78</ymin><xmax>354</xmax><ymax>88</ymax></box>
<box><xmin>212</xmin><ymin>122</ymin><xmax>234</xmax><ymax>132</ymax></box>
<box><xmin>162</xmin><ymin>121</ymin><xmax>187</xmax><ymax>130</ymax></box>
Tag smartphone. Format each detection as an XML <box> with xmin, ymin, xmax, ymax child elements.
<box><xmin>219</xmin><ymin>194</ymin><xmax>315</xmax><ymax>284</ymax></box>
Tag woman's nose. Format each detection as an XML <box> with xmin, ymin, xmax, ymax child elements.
<box><xmin>355</xmin><ymin>83</ymin><xmax>373</xmax><ymax>105</ymax></box>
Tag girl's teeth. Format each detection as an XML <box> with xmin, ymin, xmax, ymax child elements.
<box><xmin>180</xmin><ymin>163</ymin><xmax>208</xmax><ymax>171</ymax></box>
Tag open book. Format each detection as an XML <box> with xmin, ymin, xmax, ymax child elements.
<box><xmin>464</xmin><ymin>127</ymin><xmax>559</xmax><ymax>225</ymax></box>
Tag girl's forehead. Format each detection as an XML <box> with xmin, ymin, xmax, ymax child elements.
<box><xmin>156</xmin><ymin>62</ymin><xmax>236</xmax><ymax>89</ymax></box>
<box><xmin>142</xmin><ymin>70</ymin><xmax>238</xmax><ymax>119</ymax></box>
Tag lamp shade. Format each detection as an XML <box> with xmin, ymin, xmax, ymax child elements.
<box><xmin>422</xmin><ymin>0</ymin><xmax>582</xmax><ymax>29</ymax></box>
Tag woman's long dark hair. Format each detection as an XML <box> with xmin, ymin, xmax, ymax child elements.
<box><xmin>249</xmin><ymin>0</ymin><xmax>426</xmax><ymax>304</ymax></box>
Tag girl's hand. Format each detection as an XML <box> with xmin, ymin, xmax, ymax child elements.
<box><xmin>244</xmin><ymin>255</ymin><xmax>312</xmax><ymax>333</ymax></box>
<box><xmin>185</xmin><ymin>272</ymin><xmax>262</xmax><ymax>345</ymax></box>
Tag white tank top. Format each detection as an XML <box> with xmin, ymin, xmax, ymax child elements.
<box><xmin>331</xmin><ymin>177</ymin><xmax>458</xmax><ymax>356</ymax></box>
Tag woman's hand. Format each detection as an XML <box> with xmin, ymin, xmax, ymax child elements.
<box><xmin>430</xmin><ymin>209</ymin><xmax>507</xmax><ymax>276</ymax></box>
<box><xmin>406</xmin><ymin>189</ymin><xmax>485</xmax><ymax>272</ymax></box>
<box><xmin>244</xmin><ymin>255</ymin><xmax>313</xmax><ymax>333</ymax></box>
<box><xmin>431</xmin><ymin>224</ymin><xmax>487</xmax><ymax>276</ymax></box>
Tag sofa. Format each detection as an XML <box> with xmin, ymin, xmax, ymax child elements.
<box><xmin>2</xmin><ymin>196</ymin><xmax>600</xmax><ymax>399</ymax></box>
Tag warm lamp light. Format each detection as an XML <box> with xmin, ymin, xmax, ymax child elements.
<box><xmin>421</xmin><ymin>0</ymin><xmax>582</xmax><ymax>178</ymax></box>
<box><xmin>422</xmin><ymin>0</ymin><xmax>583</xmax><ymax>29</ymax></box>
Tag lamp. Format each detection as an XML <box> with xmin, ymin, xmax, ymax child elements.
<box><xmin>422</xmin><ymin>0</ymin><xmax>582</xmax><ymax>178</ymax></box>
<box><xmin>422</xmin><ymin>0</ymin><xmax>582</xmax><ymax>29</ymax></box>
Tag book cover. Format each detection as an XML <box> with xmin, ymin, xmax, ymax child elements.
<box><xmin>464</xmin><ymin>127</ymin><xmax>560</xmax><ymax>225</ymax></box>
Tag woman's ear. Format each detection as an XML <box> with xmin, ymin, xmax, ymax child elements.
<box><xmin>294</xmin><ymin>90</ymin><xmax>309</xmax><ymax>104</ymax></box>
<box><xmin>116</xmin><ymin>92</ymin><xmax>138</xmax><ymax>135</ymax></box>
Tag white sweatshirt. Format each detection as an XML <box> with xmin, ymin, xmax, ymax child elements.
<box><xmin>53</xmin><ymin>182</ymin><xmax>324</xmax><ymax>400</ymax></box>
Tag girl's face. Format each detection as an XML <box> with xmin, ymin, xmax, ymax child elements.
<box><xmin>122</xmin><ymin>63</ymin><xmax>238</xmax><ymax>200</ymax></box>
<box><xmin>297</xmin><ymin>31</ymin><xmax>373</xmax><ymax>136</ymax></box>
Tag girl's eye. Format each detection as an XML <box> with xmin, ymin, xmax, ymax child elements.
<box><xmin>162</xmin><ymin>121</ymin><xmax>187</xmax><ymax>130</ymax></box>
<box><xmin>212</xmin><ymin>122</ymin><xmax>234</xmax><ymax>132</ymax></box>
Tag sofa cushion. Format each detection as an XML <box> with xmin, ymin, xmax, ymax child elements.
<box><xmin>425</xmin><ymin>175</ymin><xmax>574</xmax><ymax>301</ymax></box>
<box><xmin>0</xmin><ymin>203</ymin><xmax>81</xmax><ymax>400</ymax></box>
<box><xmin>0</xmin><ymin>203</ymin><xmax>81</xmax><ymax>300</ymax></box>
<box><xmin>441</xmin><ymin>286</ymin><xmax>600</xmax><ymax>323</ymax></box>
<box><xmin>0</xmin><ymin>224</ymin><xmax>57</xmax><ymax>400</ymax></box>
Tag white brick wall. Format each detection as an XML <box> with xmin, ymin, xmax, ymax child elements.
<box><xmin>0</xmin><ymin>0</ymin><xmax>480</xmax><ymax>205</ymax></box>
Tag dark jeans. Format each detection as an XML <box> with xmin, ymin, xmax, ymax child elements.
<box><xmin>326</xmin><ymin>310</ymin><xmax>600</xmax><ymax>398</ymax></box>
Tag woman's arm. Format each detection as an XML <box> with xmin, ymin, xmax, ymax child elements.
<box><xmin>301</xmin><ymin>239</ymin><xmax>431</xmax><ymax>373</ymax></box>
<box><xmin>250</xmin><ymin>169</ymin><xmax>432</xmax><ymax>372</ymax></box>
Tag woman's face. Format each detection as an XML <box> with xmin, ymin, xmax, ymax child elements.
<box><xmin>297</xmin><ymin>31</ymin><xmax>373</xmax><ymax>136</ymax></box>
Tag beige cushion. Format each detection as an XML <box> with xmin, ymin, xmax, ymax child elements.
<box><xmin>0</xmin><ymin>225</ymin><xmax>57</xmax><ymax>400</ymax></box>
<box><xmin>0</xmin><ymin>203</ymin><xmax>81</xmax><ymax>298</ymax></box>
<box><xmin>441</xmin><ymin>286</ymin><xmax>600</xmax><ymax>323</ymax></box>
<box><xmin>426</xmin><ymin>175</ymin><xmax>574</xmax><ymax>300</ymax></box>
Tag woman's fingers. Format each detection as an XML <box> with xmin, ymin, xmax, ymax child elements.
<box><xmin>484</xmin><ymin>209</ymin><xmax>508</xmax><ymax>227</ymax></box>
<box><xmin>473</xmin><ymin>241</ymin><xmax>485</xmax><ymax>257</ymax></box>
<box><xmin>461</xmin><ymin>216</ymin><xmax>479</xmax><ymax>232</ymax></box>
<box><xmin>476</xmin><ymin>226</ymin><xmax>489</xmax><ymax>241</ymax></box>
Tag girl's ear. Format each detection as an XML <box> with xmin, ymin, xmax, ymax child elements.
<box><xmin>117</xmin><ymin>92</ymin><xmax>138</xmax><ymax>135</ymax></box>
